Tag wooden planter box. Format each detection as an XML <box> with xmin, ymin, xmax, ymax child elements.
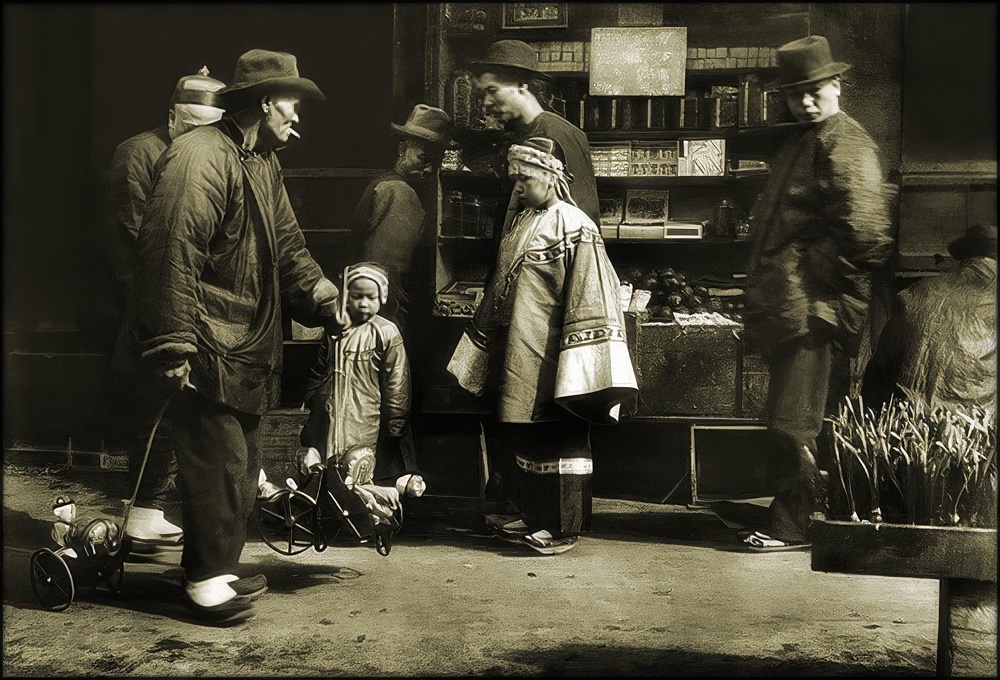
<box><xmin>810</xmin><ymin>520</ymin><xmax>997</xmax><ymax>677</ymax></box>
<box><xmin>810</xmin><ymin>520</ymin><xmax>997</xmax><ymax>582</ymax></box>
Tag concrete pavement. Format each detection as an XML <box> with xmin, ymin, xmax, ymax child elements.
<box><xmin>3</xmin><ymin>463</ymin><xmax>939</xmax><ymax>676</ymax></box>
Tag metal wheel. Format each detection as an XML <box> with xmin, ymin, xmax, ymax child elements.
<box><xmin>257</xmin><ymin>488</ymin><xmax>320</xmax><ymax>555</ymax></box>
<box><xmin>30</xmin><ymin>548</ymin><xmax>75</xmax><ymax>611</ymax></box>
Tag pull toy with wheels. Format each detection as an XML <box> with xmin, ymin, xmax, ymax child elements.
<box><xmin>29</xmin><ymin>393</ymin><xmax>180</xmax><ymax>611</ymax></box>
<box><xmin>256</xmin><ymin>446</ymin><xmax>424</xmax><ymax>558</ymax></box>
<box><xmin>30</xmin><ymin>496</ymin><xmax>133</xmax><ymax>612</ymax></box>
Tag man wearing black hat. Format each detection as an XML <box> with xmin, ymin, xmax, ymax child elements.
<box><xmin>739</xmin><ymin>35</ymin><xmax>895</xmax><ymax>550</ymax></box>
<box><xmin>357</xmin><ymin>103</ymin><xmax>453</xmax><ymax>335</ymax></box>
<box><xmin>865</xmin><ymin>224</ymin><xmax>997</xmax><ymax>413</ymax></box>
<box><xmin>471</xmin><ymin>39</ymin><xmax>600</xmax><ymax>226</ymax></box>
<box><xmin>132</xmin><ymin>49</ymin><xmax>343</xmax><ymax>623</ymax></box>
<box><xmin>106</xmin><ymin>66</ymin><xmax>227</xmax><ymax>543</ymax></box>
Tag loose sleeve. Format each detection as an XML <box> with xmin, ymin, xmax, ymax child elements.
<box><xmin>554</xmin><ymin>225</ymin><xmax>638</xmax><ymax>423</ymax></box>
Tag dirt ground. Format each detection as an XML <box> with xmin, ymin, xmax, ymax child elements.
<box><xmin>3</xmin><ymin>463</ymin><xmax>940</xmax><ymax>677</ymax></box>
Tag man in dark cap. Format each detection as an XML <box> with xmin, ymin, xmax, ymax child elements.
<box><xmin>470</xmin><ymin>39</ymin><xmax>600</xmax><ymax>226</ymax></box>
<box><xmin>129</xmin><ymin>49</ymin><xmax>343</xmax><ymax>623</ymax></box>
<box><xmin>106</xmin><ymin>66</ymin><xmax>226</xmax><ymax>543</ymax></box>
<box><xmin>865</xmin><ymin>224</ymin><xmax>997</xmax><ymax>413</ymax></box>
<box><xmin>738</xmin><ymin>35</ymin><xmax>895</xmax><ymax>550</ymax></box>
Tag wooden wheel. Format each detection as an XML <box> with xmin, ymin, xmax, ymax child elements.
<box><xmin>30</xmin><ymin>548</ymin><xmax>75</xmax><ymax>611</ymax></box>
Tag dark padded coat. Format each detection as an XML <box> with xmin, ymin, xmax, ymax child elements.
<box><xmin>744</xmin><ymin>111</ymin><xmax>894</xmax><ymax>357</ymax></box>
<box><xmin>131</xmin><ymin>117</ymin><xmax>335</xmax><ymax>415</ymax></box>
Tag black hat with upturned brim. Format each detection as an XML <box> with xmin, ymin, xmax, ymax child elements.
<box><xmin>470</xmin><ymin>39</ymin><xmax>553</xmax><ymax>82</ymax></box>
<box><xmin>219</xmin><ymin>49</ymin><xmax>326</xmax><ymax>102</ymax></box>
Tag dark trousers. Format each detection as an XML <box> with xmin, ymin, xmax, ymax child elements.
<box><xmin>108</xmin><ymin>379</ymin><xmax>180</xmax><ymax>510</ymax></box>
<box><xmin>485</xmin><ymin>419</ymin><xmax>593</xmax><ymax>538</ymax></box>
<box><xmin>765</xmin><ymin>335</ymin><xmax>836</xmax><ymax>543</ymax></box>
<box><xmin>167</xmin><ymin>390</ymin><xmax>261</xmax><ymax>582</ymax></box>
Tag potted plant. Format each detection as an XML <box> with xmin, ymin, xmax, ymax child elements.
<box><xmin>826</xmin><ymin>395</ymin><xmax>996</xmax><ymax>529</ymax></box>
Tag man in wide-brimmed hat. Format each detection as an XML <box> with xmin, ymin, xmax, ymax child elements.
<box><xmin>129</xmin><ymin>49</ymin><xmax>344</xmax><ymax>624</ymax></box>
<box><xmin>736</xmin><ymin>35</ymin><xmax>895</xmax><ymax>550</ymax></box>
<box><xmin>357</xmin><ymin>103</ymin><xmax>452</xmax><ymax>335</ymax></box>
<box><xmin>866</xmin><ymin>224</ymin><xmax>996</xmax><ymax>416</ymax></box>
<box><xmin>106</xmin><ymin>65</ymin><xmax>227</xmax><ymax>546</ymax></box>
<box><xmin>470</xmin><ymin>39</ymin><xmax>599</xmax><ymax>226</ymax></box>
<box><xmin>347</xmin><ymin>104</ymin><xmax>452</xmax><ymax>490</ymax></box>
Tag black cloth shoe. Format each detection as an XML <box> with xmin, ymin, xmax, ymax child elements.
<box><xmin>230</xmin><ymin>574</ymin><xmax>268</xmax><ymax>600</ymax></box>
<box><xmin>182</xmin><ymin>594</ymin><xmax>255</xmax><ymax>626</ymax></box>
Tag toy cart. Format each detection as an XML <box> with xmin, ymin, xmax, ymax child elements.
<box><xmin>256</xmin><ymin>447</ymin><xmax>402</xmax><ymax>557</ymax></box>
<box><xmin>30</xmin><ymin>515</ymin><xmax>133</xmax><ymax>612</ymax></box>
<box><xmin>29</xmin><ymin>395</ymin><xmax>173</xmax><ymax>611</ymax></box>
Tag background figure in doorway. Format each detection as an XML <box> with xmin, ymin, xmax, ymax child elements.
<box><xmin>354</xmin><ymin>104</ymin><xmax>451</xmax><ymax>480</ymax></box>
<box><xmin>741</xmin><ymin>36</ymin><xmax>894</xmax><ymax>549</ymax></box>
<box><xmin>863</xmin><ymin>224</ymin><xmax>997</xmax><ymax>414</ymax></box>
<box><xmin>357</xmin><ymin>104</ymin><xmax>452</xmax><ymax>337</ymax></box>
<box><xmin>447</xmin><ymin>137</ymin><xmax>637</xmax><ymax>555</ymax></box>
<box><xmin>106</xmin><ymin>66</ymin><xmax>226</xmax><ymax>541</ymax></box>
<box><xmin>131</xmin><ymin>49</ymin><xmax>341</xmax><ymax>623</ymax></box>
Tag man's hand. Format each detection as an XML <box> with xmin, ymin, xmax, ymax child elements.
<box><xmin>162</xmin><ymin>359</ymin><xmax>196</xmax><ymax>392</ymax></box>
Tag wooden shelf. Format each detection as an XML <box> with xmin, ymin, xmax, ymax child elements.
<box><xmin>595</xmin><ymin>175</ymin><xmax>764</xmax><ymax>185</ymax></box>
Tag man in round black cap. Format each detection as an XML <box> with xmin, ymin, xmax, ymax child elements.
<box><xmin>106</xmin><ymin>65</ymin><xmax>227</xmax><ymax>545</ymax></box>
<box><xmin>865</xmin><ymin>224</ymin><xmax>996</xmax><ymax>413</ymax></box>
<box><xmin>130</xmin><ymin>49</ymin><xmax>344</xmax><ymax>623</ymax></box>
<box><xmin>738</xmin><ymin>35</ymin><xmax>895</xmax><ymax>550</ymax></box>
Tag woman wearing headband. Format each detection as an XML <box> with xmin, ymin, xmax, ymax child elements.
<box><xmin>448</xmin><ymin>137</ymin><xmax>637</xmax><ymax>554</ymax></box>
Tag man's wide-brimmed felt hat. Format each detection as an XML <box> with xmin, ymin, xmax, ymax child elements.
<box><xmin>948</xmin><ymin>224</ymin><xmax>997</xmax><ymax>260</ymax></box>
<box><xmin>170</xmin><ymin>66</ymin><xmax>226</xmax><ymax>107</ymax></box>
<box><xmin>471</xmin><ymin>40</ymin><xmax>552</xmax><ymax>82</ymax></box>
<box><xmin>220</xmin><ymin>49</ymin><xmax>326</xmax><ymax>101</ymax></box>
<box><xmin>777</xmin><ymin>35</ymin><xmax>851</xmax><ymax>89</ymax></box>
<box><xmin>391</xmin><ymin>104</ymin><xmax>452</xmax><ymax>146</ymax></box>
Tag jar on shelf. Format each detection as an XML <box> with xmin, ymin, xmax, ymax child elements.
<box><xmin>713</xmin><ymin>199</ymin><xmax>736</xmax><ymax>238</ymax></box>
<box><xmin>445</xmin><ymin>191</ymin><xmax>464</xmax><ymax>236</ymax></box>
<box><xmin>462</xmin><ymin>195</ymin><xmax>483</xmax><ymax>237</ymax></box>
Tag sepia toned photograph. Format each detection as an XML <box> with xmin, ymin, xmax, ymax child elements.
<box><xmin>3</xmin><ymin>2</ymin><xmax>996</xmax><ymax>677</ymax></box>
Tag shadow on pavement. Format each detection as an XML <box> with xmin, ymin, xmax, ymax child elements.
<box><xmin>499</xmin><ymin>642</ymin><xmax>932</xmax><ymax>677</ymax></box>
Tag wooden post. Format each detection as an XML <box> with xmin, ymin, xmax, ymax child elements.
<box><xmin>938</xmin><ymin>578</ymin><xmax>997</xmax><ymax>677</ymax></box>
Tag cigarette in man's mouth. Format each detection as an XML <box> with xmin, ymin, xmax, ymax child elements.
<box><xmin>289</xmin><ymin>128</ymin><xmax>301</xmax><ymax>139</ymax></box>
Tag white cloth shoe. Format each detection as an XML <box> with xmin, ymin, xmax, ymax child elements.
<box><xmin>185</xmin><ymin>574</ymin><xmax>239</xmax><ymax>607</ymax></box>
<box><xmin>125</xmin><ymin>506</ymin><xmax>183</xmax><ymax>542</ymax></box>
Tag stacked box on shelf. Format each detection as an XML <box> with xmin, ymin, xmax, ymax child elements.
<box><xmin>533</xmin><ymin>40</ymin><xmax>589</xmax><ymax>73</ymax></box>
<box><xmin>590</xmin><ymin>142</ymin><xmax>631</xmax><ymax>177</ymax></box>
<box><xmin>685</xmin><ymin>46</ymin><xmax>777</xmax><ymax>70</ymax></box>
<box><xmin>678</xmin><ymin>139</ymin><xmax>726</xmax><ymax>177</ymax></box>
<box><xmin>629</xmin><ymin>142</ymin><xmax>679</xmax><ymax>177</ymax></box>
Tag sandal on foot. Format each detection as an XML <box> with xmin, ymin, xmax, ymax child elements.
<box><xmin>523</xmin><ymin>530</ymin><xmax>578</xmax><ymax>555</ymax></box>
<box><xmin>743</xmin><ymin>531</ymin><xmax>810</xmax><ymax>552</ymax></box>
